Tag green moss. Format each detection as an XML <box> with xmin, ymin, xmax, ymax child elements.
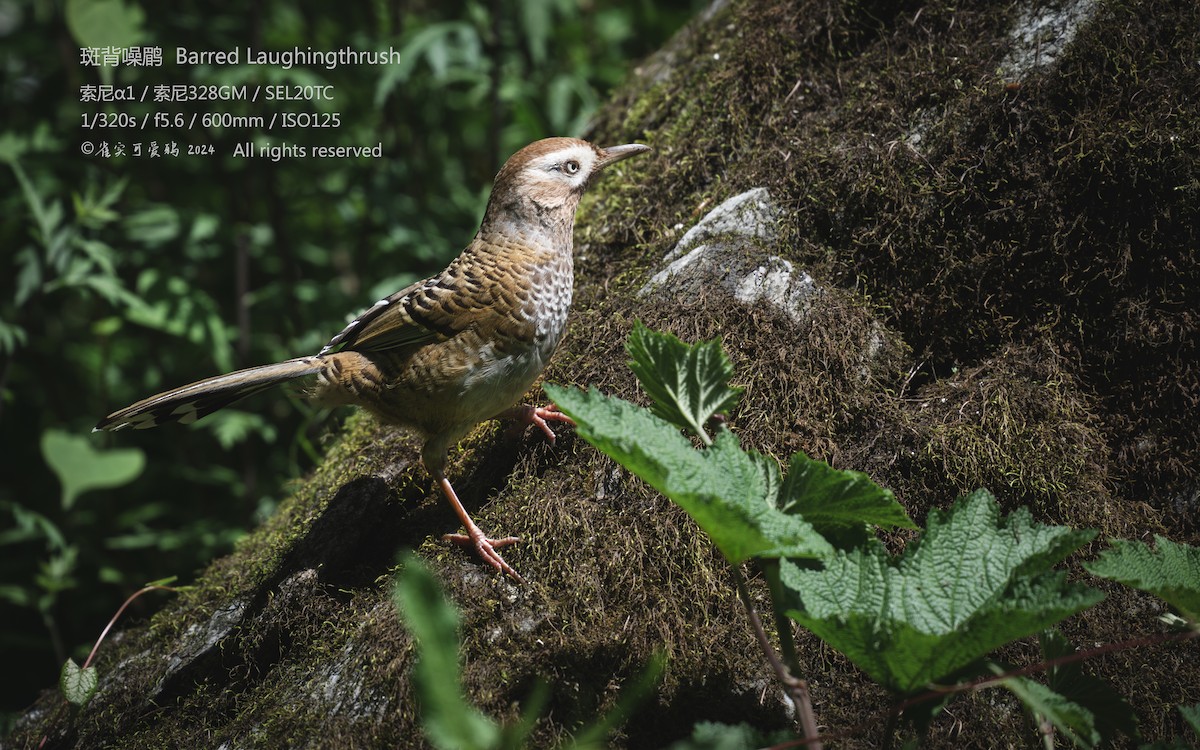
<box><xmin>11</xmin><ymin>0</ymin><xmax>1200</xmax><ymax>747</ymax></box>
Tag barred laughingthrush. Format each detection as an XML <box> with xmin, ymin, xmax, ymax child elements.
<box><xmin>95</xmin><ymin>137</ymin><xmax>651</xmax><ymax>581</ymax></box>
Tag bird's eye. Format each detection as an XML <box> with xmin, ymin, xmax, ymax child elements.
<box><xmin>562</xmin><ymin>160</ymin><xmax>580</xmax><ymax>175</ymax></box>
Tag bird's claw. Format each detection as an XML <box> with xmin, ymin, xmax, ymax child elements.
<box><xmin>444</xmin><ymin>531</ymin><xmax>524</xmax><ymax>582</ymax></box>
<box><xmin>502</xmin><ymin>403</ymin><xmax>575</xmax><ymax>444</ymax></box>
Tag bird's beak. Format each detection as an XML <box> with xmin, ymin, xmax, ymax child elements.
<box><xmin>596</xmin><ymin>143</ymin><xmax>652</xmax><ymax>169</ymax></box>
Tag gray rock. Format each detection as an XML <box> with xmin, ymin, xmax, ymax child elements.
<box><xmin>642</xmin><ymin>187</ymin><xmax>822</xmax><ymax>322</ymax></box>
<box><xmin>1000</xmin><ymin>0</ymin><xmax>1098</xmax><ymax>80</ymax></box>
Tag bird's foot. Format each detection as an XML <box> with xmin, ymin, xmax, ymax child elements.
<box><xmin>444</xmin><ymin>529</ymin><xmax>524</xmax><ymax>582</ymax></box>
<box><xmin>500</xmin><ymin>403</ymin><xmax>575</xmax><ymax>443</ymax></box>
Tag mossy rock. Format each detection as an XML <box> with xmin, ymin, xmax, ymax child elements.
<box><xmin>10</xmin><ymin>0</ymin><xmax>1199</xmax><ymax>747</ymax></box>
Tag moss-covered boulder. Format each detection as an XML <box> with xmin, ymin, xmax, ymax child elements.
<box><xmin>10</xmin><ymin>0</ymin><xmax>1198</xmax><ymax>747</ymax></box>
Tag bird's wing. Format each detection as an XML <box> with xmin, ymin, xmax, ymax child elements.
<box><xmin>318</xmin><ymin>265</ymin><xmax>484</xmax><ymax>355</ymax></box>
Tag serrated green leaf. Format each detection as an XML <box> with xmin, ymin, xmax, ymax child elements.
<box><xmin>1000</xmin><ymin>673</ymin><xmax>1100</xmax><ymax>748</ymax></box>
<box><xmin>41</xmin><ymin>430</ymin><xmax>145</xmax><ymax>509</ymax></box>
<box><xmin>625</xmin><ymin>321</ymin><xmax>742</xmax><ymax>443</ymax></box>
<box><xmin>778</xmin><ymin>451</ymin><xmax>915</xmax><ymax>542</ymax></box>
<box><xmin>394</xmin><ymin>555</ymin><xmax>499</xmax><ymax>750</ymax></box>
<box><xmin>60</xmin><ymin>658</ymin><xmax>98</xmax><ymax>707</ymax></box>
<box><xmin>781</xmin><ymin>489</ymin><xmax>1101</xmax><ymax>694</ymax></box>
<box><xmin>546</xmin><ymin>385</ymin><xmax>831</xmax><ymax>564</ymax></box>
<box><xmin>1083</xmin><ymin>536</ymin><xmax>1200</xmax><ymax>622</ymax></box>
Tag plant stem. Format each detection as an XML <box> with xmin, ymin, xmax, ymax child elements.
<box><xmin>82</xmin><ymin>584</ymin><xmax>176</xmax><ymax>670</ymax></box>
<box><xmin>38</xmin><ymin>584</ymin><xmax>178</xmax><ymax>749</ymax></box>
<box><xmin>731</xmin><ymin>564</ymin><xmax>822</xmax><ymax>749</ymax></box>
<box><xmin>761</xmin><ymin>560</ymin><xmax>801</xmax><ymax>673</ymax></box>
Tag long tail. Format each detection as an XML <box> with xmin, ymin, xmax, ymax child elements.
<box><xmin>94</xmin><ymin>357</ymin><xmax>324</xmax><ymax>431</ymax></box>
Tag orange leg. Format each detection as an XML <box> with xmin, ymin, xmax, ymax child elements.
<box><xmin>497</xmin><ymin>403</ymin><xmax>575</xmax><ymax>443</ymax></box>
<box><xmin>434</xmin><ymin>471</ymin><xmax>524</xmax><ymax>582</ymax></box>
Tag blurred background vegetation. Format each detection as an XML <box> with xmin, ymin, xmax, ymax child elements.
<box><xmin>0</xmin><ymin>0</ymin><xmax>697</xmax><ymax>725</ymax></box>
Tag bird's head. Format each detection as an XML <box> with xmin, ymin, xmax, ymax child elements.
<box><xmin>483</xmin><ymin>137</ymin><xmax>651</xmax><ymax>239</ymax></box>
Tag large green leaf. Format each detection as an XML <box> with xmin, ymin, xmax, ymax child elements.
<box><xmin>1180</xmin><ymin>703</ymin><xmax>1200</xmax><ymax>737</ymax></box>
<box><xmin>777</xmin><ymin>451</ymin><xmax>915</xmax><ymax>546</ymax></box>
<box><xmin>1083</xmin><ymin>536</ymin><xmax>1200</xmax><ymax>622</ymax></box>
<box><xmin>625</xmin><ymin>321</ymin><xmax>742</xmax><ymax>444</ymax></box>
<box><xmin>393</xmin><ymin>555</ymin><xmax>499</xmax><ymax>750</ymax></box>
<box><xmin>546</xmin><ymin>385</ymin><xmax>830</xmax><ymax>564</ymax></box>
<box><xmin>781</xmin><ymin>489</ymin><xmax>1101</xmax><ymax>694</ymax></box>
<box><xmin>41</xmin><ymin>430</ymin><xmax>145</xmax><ymax>510</ymax></box>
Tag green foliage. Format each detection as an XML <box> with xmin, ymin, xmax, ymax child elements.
<box><xmin>777</xmin><ymin>451</ymin><xmax>916</xmax><ymax>549</ymax></box>
<box><xmin>551</xmin><ymin>323</ymin><xmax>924</xmax><ymax>569</ymax></box>
<box><xmin>40</xmin><ymin>430</ymin><xmax>146</xmax><ymax>510</ymax></box>
<box><xmin>58</xmin><ymin>658</ymin><xmax>98</xmax><ymax>707</ymax></box>
<box><xmin>1084</xmin><ymin>536</ymin><xmax>1200</xmax><ymax>623</ymax></box>
<box><xmin>1044</xmin><ymin>630</ymin><xmax>1139</xmax><ymax>740</ymax></box>
<box><xmin>548</xmin><ymin>324</ymin><xmax>1182</xmax><ymax>745</ymax></box>
<box><xmin>65</xmin><ymin>0</ymin><xmax>145</xmax><ymax>50</ymax></box>
<box><xmin>1000</xmin><ymin>674</ymin><xmax>1100</xmax><ymax>748</ymax></box>
<box><xmin>994</xmin><ymin>630</ymin><xmax>1138</xmax><ymax>748</ymax></box>
<box><xmin>548</xmin><ymin>324</ymin><xmax>917</xmax><ymax>567</ymax></box>
<box><xmin>1180</xmin><ymin>703</ymin><xmax>1200</xmax><ymax>736</ymax></box>
<box><xmin>781</xmin><ymin>490</ymin><xmax>1101</xmax><ymax>694</ymax></box>
<box><xmin>546</xmin><ymin>385</ymin><xmax>832</xmax><ymax>564</ymax></box>
<box><xmin>624</xmin><ymin>320</ymin><xmax>742</xmax><ymax>445</ymax></box>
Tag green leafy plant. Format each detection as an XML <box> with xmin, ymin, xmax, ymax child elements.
<box><xmin>58</xmin><ymin>658</ymin><xmax>98</xmax><ymax>707</ymax></box>
<box><xmin>394</xmin><ymin>554</ymin><xmax>499</xmax><ymax>750</ymax></box>
<box><xmin>547</xmin><ymin>322</ymin><xmax>913</xmax><ymax>568</ymax></box>
<box><xmin>1085</xmin><ymin>536</ymin><xmax>1200</xmax><ymax>623</ymax></box>
<box><xmin>32</xmin><ymin>580</ymin><xmax>179</xmax><ymax>747</ymax></box>
<box><xmin>546</xmin><ymin>322</ymin><xmax>1197</xmax><ymax>748</ymax></box>
<box><xmin>780</xmin><ymin>490</ymin><xmax>1101</xmax><ymax>695</ymax></box>
<box><xmin>547</xmin><ymin>322</ymin><xmax>918</xmax><ymax>745</ymax></box>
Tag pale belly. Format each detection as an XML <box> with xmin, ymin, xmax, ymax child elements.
<box><xmin>320</xmin><ymin>252</ymin><xmax>573</xmax><ymax>442</ymax></box>
<box><xmin>457</xmin><ymin>338</ymin><xmax>554</xmax><ymax>420</ymax></box>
